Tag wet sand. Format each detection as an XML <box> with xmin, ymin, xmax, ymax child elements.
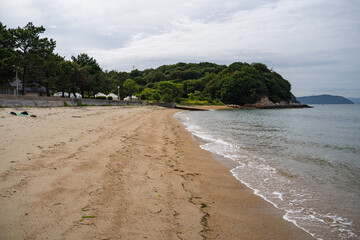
<box><xmin>0</xmin><ymin>106</ymin><xmax>313</xmax><ymax>239</ymax></box>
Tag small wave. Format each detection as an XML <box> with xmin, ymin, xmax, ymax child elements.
<box><xmin>273</xmin><ymin>191</ymin><xmax>284</xmax><ymax>201</ymax></box>
<box><xmin>231</xmin><ymin>167</ymin><xmax>316</xmax><ymax>240</ymax></box>
<box><xmin>323</xmin><ymin>144</ymin><xmax>358</xmax><ymax>153</ymax></box>
<box><xmin>200</xmin><ymin>142</ymin><xmax>239</xmax><ymax>162</ymax></box>
<box><xmin>283</xmin><ymin>212</ymin><xmax>321</xmax><ymax>240</ymax></box>
<box><xmin>230</xmin><ymin>166</ymin><xmax>280</xmax><ymax>209</ymax></box>
<box><xmin>248</xmin><ymin>162</ymin><xmax>277</xmax><ymax>173</ymax></box>
<box><xmin>215</xmin><ymin>138</ymin><xmax>233</xmax><ymax>146</ymax></box>
<box><xmin>230</xmin><ymin>162</ymin><xmax>357</xmax><ymax>240</ymax></box>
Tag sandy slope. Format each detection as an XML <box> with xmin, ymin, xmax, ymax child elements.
<box><xmin>0</xmin><ymin>106</ymin><xmax>313</xmax><ymax>239</ymax></box>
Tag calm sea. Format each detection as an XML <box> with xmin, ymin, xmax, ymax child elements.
<box><xmin>175</xmin><ymin>105</ymin><xmax>360</xmax><ymax>240</ymax></box>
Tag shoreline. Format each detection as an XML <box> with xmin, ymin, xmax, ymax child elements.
<box><xmin>0</xmin><ymin>106</ymin><xmax>313</xmax><ymax>239</ymax></box>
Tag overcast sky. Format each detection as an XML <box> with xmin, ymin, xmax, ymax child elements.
<box><xmin>1</xmin><ymin>0</ymin><xmax>359</xmax><ymax>97</ymax></box>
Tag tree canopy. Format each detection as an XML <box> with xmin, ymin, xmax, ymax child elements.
<box><xmin>10</xmin><ymin>22</ymin><xmax>56</xmax><ymax>94</ymax></box>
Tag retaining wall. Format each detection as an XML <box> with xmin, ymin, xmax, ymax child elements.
<box><xmin>0</xmin><ymin>95</ymin><xmax>145</xmax><ymax>107</ymax></box>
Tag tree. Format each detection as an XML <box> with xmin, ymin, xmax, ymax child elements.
<box><xmin>71</xmin><ymin>53</ymin><xmax>103</xmax><ymax>96</ymax></box>
<box><xmin>168</xmin><ymin>70</ymin><xmax>185</xmax><ymax>80</ymax></box>
<box><xmin>0</xmin><ymin>22</ymin><xmax>16</xmax><ymax>85</ymax></box>
<box><xmin>123</xmin><ymin>79</ymin><xmax>139</xmax><ymax>97</ymax></box>
<box><xmin>145</xmin><ymin>70</ymin><xmax>166</xmax><ymax>83</ymax></box>
<box><xmin>184</xmin><ymin>69</ymin><xmax>201</xmax><ymax>80</ymax></box>
<box><xmin>227</xmin><ymin>62</ymin><xmax>246</xmax><ymax>73</ymax></box>
<box><xmin>202</xmin><ymin>75</ymin><xmax>225</xmax><ymax>100</ymax></box>
<box><xmin>71</xmin><ymin>53</ymin><xmax>101</xmax><ymax>75</ymax></box>
<box><xmin>56</xmin><ymin>60</ymin><xmax>74</xmax><ymax>97</ymax></box>
<box><xmin>151</xmin><ymin>91</ymin><xmax>160</xmax><ymax>102</ymax></box>
<box><xmin>10</xmin><ymin>22</ymin><xmax>56</xmax><ymax>95</ymax></box>
<box><xmin>109</xmin><ymin>71</ymin><xmax>128</xmax><ymax>99</ymax></box>
<box><xmin>265</xmin><ymin>71</ymin><xmax>291</xmax><ymax>103</ymax></box>
<box><xmin>157</xmin><ymin>81</ymin><xmax>183</xmax><ymax>102</ymax></box>
<box><xmin>71</xmin><ymin>63</ymin><xmax>91</xmax><ymax>98</ymax></box>
<box><xmin>183</xmin><ymin>79</ymin><xmax>206</xmax><ymax>97</ymax></box>
<box><xmin>220</xmin><ymin>67</ymin><xmax>267</xmax><ymax>105</ymax></box>
<box><xmin>39</xmin><ymin>53</ymin><xmax>63</xmax><ymax>96</ymax></box>
<box><xmin>140</xmin><ymin>87</ymin><xmax>156</xmax><ymax>100</ymax></box>
<box><xmin>129</xmin><ymin>69</ymin><xmax>141</xmax><ymax>78</ymax></box>
<box><xmin>251</xmin><ymin>62</ymin><xmax>271</xmax><ymax>75</ymax></box>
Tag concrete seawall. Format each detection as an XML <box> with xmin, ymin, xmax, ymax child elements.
<box><xmin>0</xmin><ymin>95</ymin><xmax>145</xmax><ymax>107</ymax></box>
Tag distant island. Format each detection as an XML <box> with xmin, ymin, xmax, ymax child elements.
<box><xmin>297</xmin><ymin>94</ymin><xmax>354</xmax><ymax>104</ymax></box>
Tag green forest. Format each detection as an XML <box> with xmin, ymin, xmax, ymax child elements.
<box><xmin>1</xmin><ymin>22</ymin><xmax>293</xmax><ymax>105</ymax></box>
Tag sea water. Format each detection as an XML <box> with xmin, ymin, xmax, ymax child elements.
<box><xmin>175</xmin><ymin>105</ymin><xmax>360</xmax><ymax>240</ymax></box>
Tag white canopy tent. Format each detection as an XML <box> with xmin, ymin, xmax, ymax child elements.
<box><xmin>107</xmin><ymin>93</ymin><xmax>118</xmax><ymax>99</ymax></box>
<box><xmin>124</xmin><ymin>95</ymin><xmax>139</xmax><ymax>101</ymax></box>
<box><xmin>53</xmin><ymin>92</ymin><xmax>82</xmax><ymax>98</ymax></box>
<box><xmin>95</xmin><ymin>92</ymin><xmax>107</xmax><ymax>97</ymax></box>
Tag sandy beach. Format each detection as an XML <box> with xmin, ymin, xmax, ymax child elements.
<box><xmin>0</xmin><ymin>106</ymin><xmax>313</xmax><ymax>239</ymax></box>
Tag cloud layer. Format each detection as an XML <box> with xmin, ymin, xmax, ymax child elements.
<box><xmin>1</xmin><ymin>0</ymin><xmax>359</xmax><ymax>97</ymax></box>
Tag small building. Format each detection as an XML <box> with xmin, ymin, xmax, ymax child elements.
<box><xmin>0</xmin><ymin>78</ymin><xmax>20</xmax><ymax>95</ymax></box>
<box><xmin>0</xmin><ymin>79</ymin><xmax>47</xmax><ymax>96</ymax></box>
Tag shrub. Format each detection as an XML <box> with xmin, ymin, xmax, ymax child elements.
<box><xmin>76</xmin><ymin>101</ymin><xmax>90</xmax><ymax>106</ymax></box>
<box><xmin>107</xmin><ymin>96</ymin><xmax>113</xmax><ymax>100</ymax></box>
<box><xmin>151</xmin><ymin>91</ymin><xmax>161</xmax><ymax>102</ymax></box>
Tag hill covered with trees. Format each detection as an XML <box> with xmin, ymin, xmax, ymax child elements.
<box><xmin>297</xmin><ymin>95</ymin><xmax>354</xmax><ymax>104</ymax></box>
<box><xmin>1</xmin><ymin>22</ymin><xmax>294</xmax><ymax>105</ymax></box>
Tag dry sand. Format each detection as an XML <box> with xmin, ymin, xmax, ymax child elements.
<box><xmin>0</xmin><ymin>106</ymin><xmax>313</xmax><ymax>239</ymax></box>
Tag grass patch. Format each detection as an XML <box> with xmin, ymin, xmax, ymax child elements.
<box><xmin>76</xmin><ymin>101</ymin><xmax>90</xmax><ymax>106</ymax></box>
